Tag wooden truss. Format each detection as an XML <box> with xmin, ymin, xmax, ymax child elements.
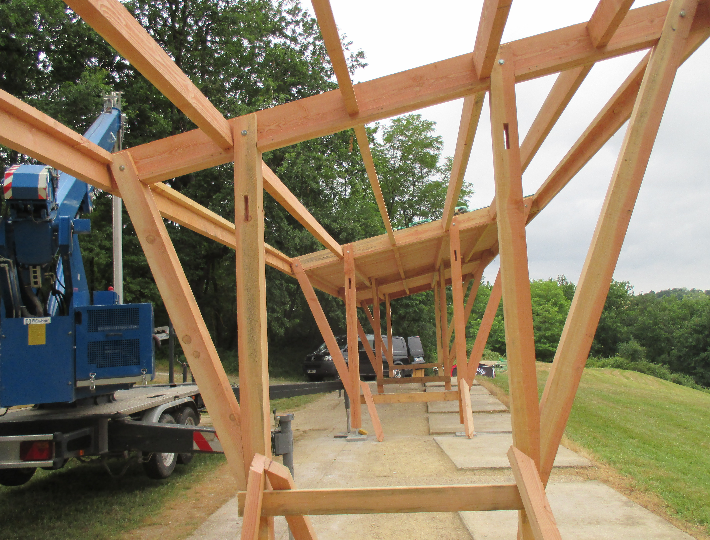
<box><xmin>2</xmin><ymin>0</ymin><xmax>709</xmax><ymax>538</ymax></box>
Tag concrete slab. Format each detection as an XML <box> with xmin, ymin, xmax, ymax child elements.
<box><xmin>426</xmin><ymin>384</ymin><xmax>490</xmax><ymax>395</ymax></box>
<box><xmin>428</xmin><ymin>395</ymin><xmax>507</xmax><ymax>413</ymax></box>
<box><xmin>434</xmin><ymin>433</ymin><xmax>591</xmax><ymax>469</ymax></box>
<box><xmin>429</xmin><ymin>412</ymin><xmax>512</xmax><ymax>434</ymax></box>
<box><xmin>460</xmin><ymin>481</ymin><xmax>694</xmax><ymax>540</ymax></box>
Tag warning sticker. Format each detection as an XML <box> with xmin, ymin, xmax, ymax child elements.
<box><xmin>28</xmin><ymin>324</ymin><xmax>46</xmax><ymax>346</ymax></box>
<box><xmin>23</xmin><ymin>317</ymin><xmax>51</xmax><ymax>325</ymax></box>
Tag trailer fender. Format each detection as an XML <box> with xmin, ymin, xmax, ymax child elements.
<box><xmin>140</xmin><ymin>396</ymin><xmax>196</xmax><ymax>424</ymax></box>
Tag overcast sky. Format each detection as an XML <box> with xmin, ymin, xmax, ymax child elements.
<box><xmin>304</xmin><ymin>0</ymin><xmax>710</xmax><ymax>293</ymax></box>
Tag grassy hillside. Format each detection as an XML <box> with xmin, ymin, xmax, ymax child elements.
<box><xmin>487</xmin><ymin>364</ymin><xmax>710</xmax><ymax>536</ymax></box>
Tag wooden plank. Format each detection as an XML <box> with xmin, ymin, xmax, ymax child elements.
<box><xmin>238</xmin><ymin>484</ymin><xmax>524</xmax><ymax>515</ymax></box>
<box><xmin>241</xmin><ymin>455</ymin><xmax>267</xmax><ymax>540</ymax></box>
<box><xmin>489</xmin><ymin>55</ymin><xmax>541</xmax><ymax>473</ymax></box>
<box><xmin>359</xmin><ymin>390</ymin><xmax>459</xmax><ymax>405</ymax></box>
<box><xmin>442</xmin><ymin>93</ymin><xmax>486</xmax><ymax>231</ymax></box>
<box><xmin>263</xmin><ymin>460</ymin><xmax>318</xmax><ymax>540</ymax></box>
<box><xmin>0</xmin><ymin>89</ymin><xmax>114</xmax><ymax>192</ymax></box>
<box><xmin>66</xmin><ymin>0</ymin><xmax>232</xmax><ymax>150</ymax></box>
<box><xmin>381</xmin><ymin>376</ymin><xmax>451</xmax><ymax>385</ymax></box>
<box><xmin>360</xmin><ymin>381</ymin><xmax>384</xmax><ymax>442</ymax></box>
<box><xmin>262</xmin><ymin>163</ymin><xmax>343</xmax><ymax>258</ymax></box>
<box><xmin>234</xmin><ymin>116</ymin><xmax>272</xmax><ymax>498</ymax></box>
<box><xmin>520</xmin><ymin>65</ymin><xmax>592</xmax><ymax>172</ymax></box>
<box><xmin>473</xmin><ymin>0</ymin><xmax>514</xmax><ymax>79</ymax></box>
<box><xmin>538</xmin><ymin>0</ymin><xmax>701</xmax><ymax>485</ymax></box>
<box><xmin>588</xmin><ymin>0</ymin><xmax>636</xmax><ymax>48</ymax></box>
<box><xmin>292</xmin><ymin>261</ymin><xmax>354</xmax><ymax>402</ymax></box>
<box><xmin>310</xmin><ymin>0</ymin><xmax>359</xmax><ymax>115</ymax></box>
<box><xmin>127</xmin><ymin>2</ymin><xmax>680</xmax><ymax>183</ymax></box>
<box><xmin>110</xmin><ymin>152</ymin><xmax>246</xmax><ymax>488</ymax></box>
<box><xmin>459</xmin><ymin>379</ymin><xmax>475</xmax><ymax>438</ymax></box>
<box><xmin>449</xmin><ymin>221</ymin><xmax>469</xmax><ymax>383</ymax></box>
<box><xmin>467</xmin><ymin>271</ymin><xmax>502</xmax><ymax>386</ymax></box>
<box><xmin>508</xmin><ymin>447</ymin><xmax>562</xmax><ymax>540</ymax></box>
<box><xmin>344</xmin><ymin>244</ymin><xmax>362</xmax><ymax>429</ymax></box>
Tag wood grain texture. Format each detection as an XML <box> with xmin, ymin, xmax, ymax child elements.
<box><xmin>241</xmin><ymin>455</ymin><xmax>267</xmax><ymax>540</ymax></box>
<box><xmin>467</xmin><ymin>271</ymin><xmax>502</xmax><ymax>386</ymax></box>
<box><xmin>360</xmin><ymin>381</ymin><xmax>384</xmax><ymax>442</ymax></box>
<box><xmin>263</xmin><ymin>460</ymin><xmax>318</xmax><ymax>540</ymax></box>
<box><xmin>344</xmin><ymin>245</ymin><xmax>362</xmax><ymax>428</ymax></box>
<box><xmin>473</xmin><ymin>0</ymin><xmax>514</xmax><ymax>78</ymax></box>
<box><xmin>449</xmin><ymin>222</ymin><xmax>469</xmax><ymax>383</ymax></box>
<box><xmin>359</xmin><ymin>390</ymin><xmax>458</xmax><ymax>405</ymax></box>
<box><xmin>587</xmin><ymin>0</ymin><xmax>636</xmax><ymax>48</ymax></box>
<box><xmin>459</xmin><ymin>379</ymin><xmax>475</xmax><ymax>438</ymax></box>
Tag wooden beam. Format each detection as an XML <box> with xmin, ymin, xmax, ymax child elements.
<box><xmin>520</xmin><ymin>65</ymin><xmax>593</xmax><ymax>172</ymax></box>
<box><xmin>447</xmin><ymin>257</ymin><xmax>488</xmax><ymax>360</ymax></box>
<box><xmin>489</xmin><ymin>52</ymin><xmax>541</xmax><ymax>476</ymax></box>
<box><xmin>233</xmin><ymin>117</ymin><xmax>272</xmax><ymax>499</ymax></box>
<box><xmin>460</xmin><ymin>379</ymin><xmax>475</xmax><ymax>439</ymax></box>
<box><xmin>449</xmin><ymin>221</ymin><xmax>469</xmax><ymax>383</ymax></box>
<box><xmin>381</xmin><ymin>375</ymin><xmax>451</xmax><ymax>385</ymax></box>
<box><xmin>110</xmin><ymin>152</ymin><xmax>246</xmax><ymax>488</ymax></box>
<box><xmin>438</xmin><ymin>265</ymin><xmax>451</xmax><ymax>388</ymax></box>
<box><xmin>310</xmin><ymin>0</ymin><xmax>359</xmax><ymax>115</ymax></box>
<box><xmin>434</xmin><ymin>283</ymin><xmax>443</xmax><ymax>371</ymax></box>
<box><xmin>360</xmin><ymin>301</ymin><xmax>394</xmax><ymax>366</ymax></box>
<box><xmin>360</xmin><ymin>381</ymin><xmax>384</xmax><ymax>442</ymax></box>
<box><xmin>508</xmin><ymin>447</ymin><xmax>562</xmax><ymax>540</ymax></box>
<box><xmin>360</xmin><ymin>390</ymin><xmax>458</xmax><ymax>405</ymax></box>
<box><xmin>238</xmin><ymin>484</ymin><xmax>524</xmax><ymax>515</ymax></box>
<box><xmin>538</xmin><ymin>0</ymin><xmax>701</xmax><ymax>485</ymax></box>
<box><xmin>467</xmin><ymin>271</ymin><xmax>502</xmax><ymax>386</ymax></box>
<box><xmin>263</xmin><ymin>460</ymin><xmax>318</xmax><ymax>540</ymax></box>
<box><xmin>127</xmin><ymin>1</ymin><xmax>680</xmax><ymax>183</ymax></box>
<box><xmin>262</xmin><ymin>163</ymin><xmax>343</xmax><ymax>258</ymax></box>
<box><xmin>65</xmin><ymin>0</ymin><xmax>232</xmax><ymax>150</ymax></box>
<box><xmin>292</xmin><ymin>261</ymin><xmax>355</xmax><ymax>404</ymax></box>
<box><xmin>354</xmin><ymin>125</ymin><xmax>393</xmax><ymax>240</ymax></box>
<box><xmin>442</xmin><ymin>93</ymin><xmax>486</xmax><ymax>231</ymax></box>
<box><xmin>241</xmin><ymin>455</ymin><xmax>267</xmax><ymax>540</ymax></box>
<box><xmin>587</xmin><ymin>0</ymin><xmax>636</xmax><ymax>48</ymax></box>
<box><xmin>385</xmin><ymin>293</ymin><xmax>393</xmax><ymax>372</ymax></box>
<box><xmin>356</xmin><ymin>320</ymin><xmax>382</xmax><ymax>381</ymax></box>
<box><xmin>473</xmin><ymin>0</ymin><xmax>514</xmax><ymax>79</ymax></box>
<box><xmin>344</xmin><ymin>244</ymin><xmax>362</xmax><ymax>429</ymax></box>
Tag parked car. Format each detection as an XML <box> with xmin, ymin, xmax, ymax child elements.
<box><xmin>303</xmin><ymin>335</ymin><xmax>415</xmax><ymax>381</ymax></box>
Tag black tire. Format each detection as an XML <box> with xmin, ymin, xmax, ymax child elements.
<box><xmin>177</xmin><ymin>407</ymin><xmax>199</xmax><ymax>465</ymax></box>
<box><xmin>0</xmin><ymin>467</ymin><xmax>36</xmax><ymax>487</ymax></box>
<box><xmin>392</xmin><ymin>363</ymin><xmax>403</xmax><ymax>378</ymax></box>
<box><xmin>306</xmin><ymin>374</ymin><xmax>323</xmax><ymax>382</ymax></box>
<box><xmin>142</xmin><ymin>412</ymin><xmax>178</xmax><ymax>479</ymax></box>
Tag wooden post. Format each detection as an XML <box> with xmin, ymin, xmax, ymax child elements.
<box><xmin>360</xmin><ymin>381</ymin><xmax>384</xmax><ymax>442</ymax></box>
<box><xmin>234</xmin><ymin>115</ymin><xmax>272</xmax><ymax>539</ymax></box>
<box><xmin>466</xmin><ymin>271</ymin><xmax>502</xmax><ymax>386</ymax></box>
<box><xmin>434</xmin><ymin>281</ymin><xmax>443</xmax><ymax>372</ymax></box>
<box><xmin>385</xmin><ymin>293</ymin><xmax>393</xmax><ymax>377</ymax></box>
<box><xmin>344</xmin><ymin>244</ymin><xmax>362</xmax><ymax>429</ymax></box>
<box><xmin>110</xmin><ymin>153</ymin><xmax>247</xmax><ymax>489</ymax></box>
<box><xmin>241</xmin><ymin>455</ymin><xmax>267</xmax><ymax>540</ymax></box>
<box><xmin>372</xmin><ymin>279</ymin><xmax>384</xmax><ymax>393</ymax></box>
<box><xmin>439</xmin><ymin>265</ymin><xmax>451</xmax><ymax>390</ymax></box>
<box><xmin>490</xmin><ymin>51</ymin><xmax>540</xmax><ymax>540</ymax></box>
<box><xmin>460</xmin><ymin>379</ymin><xmax>475</xmax><ymax>438</ymax></box>
<box><xmin>449</xmin><ymin>221</ymin><xmax>468</xmax><ymax>384</ymax></box>
<box><xmin>538</xmin><ymin>0</ymin><xmax>700</xmax><ymax>485</ymax></box>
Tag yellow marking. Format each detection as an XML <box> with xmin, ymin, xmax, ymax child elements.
<box><xmin>27</xmin><ymin>324</ymin><xmax>46</xmax><ymax>346</ymax></box>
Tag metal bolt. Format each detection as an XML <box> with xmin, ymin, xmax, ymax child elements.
<box><xmin>241</xmin><ymin>130</ymin><xmax>248</xmax><ymax>136</ymax></box>
<box><xmin>680</xmin><ymin>10</ymin><xmax>686</xmax><ymax>17</ymax></box>
<box><xmin>119</xmin><ymin>165</ymin><xmax>125</xmax><ymax>171</ymax></box>
<box><xmin>498</xmin><ymin>59</ymin><xmax>505</xmax><ymax>65</ymax></box>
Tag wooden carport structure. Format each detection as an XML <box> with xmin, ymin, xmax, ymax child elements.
<box><xmin>2</xmin><ymin>0</ymin><xmax>709</xmax><ymax>538</ymax></box>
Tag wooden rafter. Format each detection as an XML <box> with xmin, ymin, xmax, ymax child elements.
<box><xmin>64</xmin><ymin>0</ymin><xmax>233</xmax><ymax>150</ymax></box>
<box><xmin>587</xmin><ymin>0</ymin><xmax>637</xmax><ymax>48</ymax></box>
<box><xmin>473</xmin><ymin>0</ymin><xmax>514</xmax><ymax>79</ymax></box>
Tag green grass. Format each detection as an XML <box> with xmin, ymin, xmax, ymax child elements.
<box><xmin>488</xmin><ymin>365</ymin><xmax>710</xmax><ymax>534</ymax></box>
<box><xmin>0</xmin><ymin>453</ymin><xmax>226</xmax><ymax>540</ymax></box>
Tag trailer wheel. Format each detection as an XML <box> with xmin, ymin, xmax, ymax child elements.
<box><xmin>177</xmin><ymin>407</ymin><xmax>199</xmax><ymax>465</ymax></box>
<box><xmin>0</xmin><ymin>467</ymin><xmax>36</xmax><ymax>487</ymax></box>
<box><xmin>143</xmin><ymin>412</ymin><xmax>177</xmax><ymax>479</ymax></box>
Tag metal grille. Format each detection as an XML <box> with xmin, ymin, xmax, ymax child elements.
<box><xmin>88</xmin><ymin>307</ymin><xmax>139</xmax><ymax>332</ymax></box>
<box><xmin>88</xmin><ymin>339</ymin><xmax>140</xmax><ymax>368</ymax></box>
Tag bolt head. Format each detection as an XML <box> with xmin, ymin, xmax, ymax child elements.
<box><xmin>119</xmin><ymin>165</ymin><xmax>125</xmax><ymax>171</ymax></box>
<box><xmin>241</xmin><ymin>130</ymin><xmax>248</xmax><ymax>136</ymax></box>
<box><xmin>498</xmin><ymin>59</ymin><xmax>505</xmax><ymax>65</ymax></box>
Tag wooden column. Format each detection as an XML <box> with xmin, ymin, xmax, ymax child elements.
<box><xmin>372</xmin><ymin>279</ymin><xmax>384</xmax><ymax>392</ymax></box>
<box><xmin>434</xmin><ymin>281</ymin><xmax>443</xmax><ymax>371</ymax></box>
<box><xmin>467</xmin><ymin>271</ymin><xmax>502</xmax><ymax>386</ymax></box>
<box><xmin>385</xmin><ymin>293</ymin><xmax>393</xmax><ymax>376</ymax></box>
<box><xmin>234</xmin><ymin>115</ymin><xmax>272</xmax><ymax>540</ymax></box>
<box><xmin>449</xmin><ymin>221</ymin><xmax>469</xmax><ymax>384</ymax></box>
<box><xmin>439</xmin><ymin>265</ymin><xmax>451</xmax><ymax>390</ymax></box>
<box><xmin>110</xmin><ymin>152</ymin><xmax>246</xmax><ymax>489</ymax></box>
<box><xmin>490</xmin><ymin>51</ymin><xmax>540</xmax><ymax>540</ymax></box>
<box><xmin>344</xmin><ymin>244</ymin><xmax>362</xmax><ymax>429</ymax></box>
<box><xmin>538</xmin><ymin>0</ymin><xmax>700</xmax><ymax>485</ymax></box>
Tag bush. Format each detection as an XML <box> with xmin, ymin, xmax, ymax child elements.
<box><xmin>586</xmin><ymin>356</ymin><xmax>708</xmax><ymax>392</ymax></box>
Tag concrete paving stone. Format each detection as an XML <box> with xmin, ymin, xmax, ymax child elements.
<box><xmin>460</xmin><ymin>481</ymin><xmax>694</xmax><ymax>540</ymax></box>
<box><xmin>429</xmin><ymin>412</ymin><xmax>512</xmax><ymax>434</ymax></box>
<box><xmin>426</xmin><ymin>384</ymin><xmax>490</xmax><ymax>395</ymax></box>
<box><xmin>434</xmin><ymin>433</ymin><xmax>591</xmax><ymax>469</ymax></box>
<box><xmin>428</xmin><ymin>396</ymin><xmax>507</xmax><ymax>413</ymax></box>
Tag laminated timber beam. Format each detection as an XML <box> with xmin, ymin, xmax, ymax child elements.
<box><xmin>587</xmin><ymin>0</ymin><xmax>637</xmax><ymax>48</ymax></box>
<box><xmin>127</xmin><ymin>1</ymin><xmax>684</xmax><ymax>184</ymax></box>
<box><xmin>110</xmin><ymin>152</ymin><xmax>247</xmax><ymax>488</ymax></box>
<box><xmin>473</xmin><ymin>0</ymin><xmax>514</xmax><ymax>79</ymax></box>
<box><xmin>538</xmin><ymin>0</ymin><xmax>702</xmax><ymax>486</ymax></box>
<box><xmin>64</xmin><ymin>0</ymin><xmax>233</xmax><ymax>150</ymax></box>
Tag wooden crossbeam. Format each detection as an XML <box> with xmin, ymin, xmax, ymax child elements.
<box><xmin>262</xmin><ymin>163</ymin><xmax>343</xmax><ymax>258</ymax></box>
<box><xmin>110</xmin><ymin>152</ymin><xmax>247</xmax><ymax>488</ymax></box>
<box><xmin>508</xmin><ymin>447</ymin><xmax>561</xmax><ymax>540</ymax></box>
<box><xmin>359</xmin><ymin>390</ymin><xmax>458</xmax><ymax>405</ymax></box>
<box><xmin>587</xmin><ymin>0</ymin><xmax>636</xmax><ymax>48</ymax></box>
<box><xmin>381</xmin><ymin>376</ymin><xmax>451</xmax><ymax>385</ymax></box>
<box><xmin>238</xmin><ymin>484</ymin><xmax>524</xmax><ymax>515</ymax></box>
<box><xmin>489</xmin><ymin>54</ymin><xmax>541</xmax><ymax>472</ymax></box>
<box><xmin>126</xmin><ymin>1</ymin><xmax>682</xmax><ymax>183</ymax></box>
<box><xmin>263</xmin><ymin>460</ymin><xmax>318</xmax><ymax>540</ymax></box>
<box><xmin>538</xmin><ymin>0</ymin><xmax>701</xmax><ymax>485</ymax></box>
<box><xmin>65</xmin><ymin>0</ymin><xmax>232</xmax><ymax>150</ymax></box>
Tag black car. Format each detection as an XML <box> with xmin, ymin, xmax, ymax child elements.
<box><xmin>303</xmin><ymin>334</ymin><xmax>413</xmax><ymax>381</ymax></box>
